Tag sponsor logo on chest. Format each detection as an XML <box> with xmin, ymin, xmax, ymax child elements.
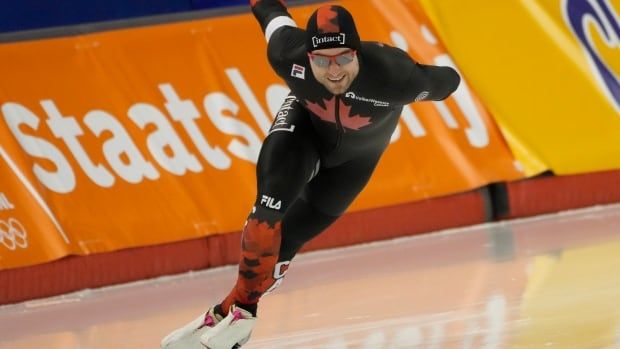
<box><xmin>344</xmin><ymin>91</ymin><xmax>390</xmax><ymax>107</ymax></box>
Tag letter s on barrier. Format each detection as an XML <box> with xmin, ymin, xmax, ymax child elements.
<box><xmin>2</xmin><ymin>102</ymin><xmax>76</xmax><ymax>193</ymax></box>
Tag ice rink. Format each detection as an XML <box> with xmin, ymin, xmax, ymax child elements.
<box><xmin>2</xmin><ymin>204</ymin><xmax>620</xmax><ymax>349</ymax></box>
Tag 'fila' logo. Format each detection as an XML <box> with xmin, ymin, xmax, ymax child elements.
<box><xmin>291</xmin><ymin>64</ymin><xmax>306</xmax><ymax>79</ymax></box>
<box><xmin>260</xmin><ymin>195</ymin><xmax>282</xmax><ymax>210</ymax></box>
<box><xmin>563</xmin><ymin>0</ymin><xmax>620</xmax><ymax>112</ymax></box>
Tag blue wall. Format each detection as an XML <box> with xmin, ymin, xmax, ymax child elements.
<box><xmin>0</xmin><ymin>0</ymin><xmax>247</xmax><ymax>33</ymax></box>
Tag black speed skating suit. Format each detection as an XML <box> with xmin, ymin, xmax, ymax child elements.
<box><xmin>220</xmin><ymin>0</ymin><xmax>460</xmax><ymax>315</ymax></box>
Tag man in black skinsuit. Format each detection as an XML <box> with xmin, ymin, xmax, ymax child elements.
<box><xmin>161</xmin><ymin>1</ymin><xmax>460</xmax><ymax>348</ymax></box>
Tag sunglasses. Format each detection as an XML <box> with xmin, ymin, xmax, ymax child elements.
<box><xmin>308</xmin><ymin>50</ymin><xmax>357</xmax><ymax>68</ymax></box>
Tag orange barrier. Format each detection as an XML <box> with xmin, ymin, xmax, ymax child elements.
<box><xmin>0</xmin><ymin>0</ymin><xmax>521</xmax><ymax>270</ymax></box>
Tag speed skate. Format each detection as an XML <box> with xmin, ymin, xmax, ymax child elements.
<box><xmin>161</xmin><ymin>305</ymin><xmax>255</xmax><ymax>349</ymax></box>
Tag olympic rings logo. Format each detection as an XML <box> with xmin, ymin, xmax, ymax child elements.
<box><xmin>0</xmin><ymin>218</ymin><xmax>28</xmax><ymax>250</ymax></box>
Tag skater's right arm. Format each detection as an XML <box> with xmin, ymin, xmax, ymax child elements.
<box><xmin>250</xmin><ymin>0</ymin><xmax>306</xmax><ymax>75</ymax></box>
<box><xmin>250</xmin><ymin>0</ymin><xmax>295</xmax><ymax>40</ymax></box>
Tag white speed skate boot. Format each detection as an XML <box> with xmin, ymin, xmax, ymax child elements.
<box><xmin>200</xmin><ymin>305</ymin><xmax>256</xmax><ymax>349</ymax></box>
<box><xmin>161</xmin><ymin>307</ymin><xmax>224</xmax><ymax>349</ymax></box>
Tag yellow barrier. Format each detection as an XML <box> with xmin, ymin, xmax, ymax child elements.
<box><xmin>418</xmin><ymin>0</ymin><xmax>620</xmax><ymax>175</ymax></box>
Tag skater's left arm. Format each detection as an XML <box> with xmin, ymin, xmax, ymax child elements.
<box><xmin>404</xmin><ymin>61</ymin><xmax>461</xmax><ymax>102</ymax></box>
<box><xmin>372</xmin><ymin>44</ymin><xmax>460</xmax><ymax>104</ymax></box>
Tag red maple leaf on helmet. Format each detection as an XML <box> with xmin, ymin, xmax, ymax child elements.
<box><xmin>317</xmin><ymin>6</ymin><xmax>340</xmax><ymax>33</ymax></box>
<box><xmin>305</xmin><ymin>97</ymin><xmax>372</xmax><ymax>131</ymax></box>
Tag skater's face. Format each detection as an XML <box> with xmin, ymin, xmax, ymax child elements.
<box><xmin>308</xmin><ymin>47</ymin><xmax>359</xmax><ymax>95</ymax></box>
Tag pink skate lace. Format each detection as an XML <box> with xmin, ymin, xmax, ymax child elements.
<box><xmin>202</xmin><ymin>313</ymin><xmax>216</xmax><ymax>328</ymax></box>
<box><xmin>231</xmin><ymin>309</ymin><xmax>246</xmax><ymax>322</ymax></box>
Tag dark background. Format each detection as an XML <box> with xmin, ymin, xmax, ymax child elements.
<box><xmin>0</xmin><ymin>0</ymin><xmax>247</xmax><ymax>33</ymax></box>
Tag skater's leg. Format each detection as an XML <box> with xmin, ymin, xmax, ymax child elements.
<box><xmin>278</xmin><ymin>198</ymin><xmax>338</xmax><ymax>262</ymax></box>
<box><xmin>220</xmin><ymin>97</ymin><xmax>319</xmax><ymax>316</ymax></box>
<box><xmin>274</xmin><ymin>151</ymin><xmax>385</xmax><ymax>277</ymax></box>
<box><xmin>303</xmin><ymin>151</ymin><xmax>384</xmax><ymax>216</ymax></box>
<box><xmin>161</xmin><ymin>96</ymin><xmax>318</xmax><ymax>349</ymax></box>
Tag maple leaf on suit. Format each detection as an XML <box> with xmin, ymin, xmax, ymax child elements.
<box><xmin>338</xmin><ymin>102</ymin><xmax>373</xmax><ymax>130</ymax></box>
<box><xmin>305</xmin><ymin>97</ymin><xmax>372</xmax><ymax>131</ymax></box>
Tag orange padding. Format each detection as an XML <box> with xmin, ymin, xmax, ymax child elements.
<box><xmin>0</xmin><ymin>190</ymin><xmax>486</xmax><ymax>305</ymax></box>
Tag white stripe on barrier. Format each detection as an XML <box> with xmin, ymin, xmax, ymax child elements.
<box><xmin>0</xmin><ymin>145</ymin><xmax>70</xmax><ymax>244</ymax></box>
